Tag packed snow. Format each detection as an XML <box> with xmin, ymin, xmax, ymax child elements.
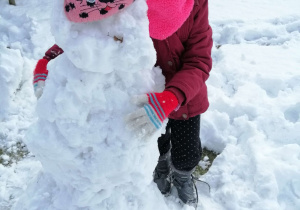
<box><xmin>0</xmin><ymin>0</ymin><xmax>300</xmax><ymax>210</ymax></box>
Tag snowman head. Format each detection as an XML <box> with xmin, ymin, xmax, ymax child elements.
<box><xmin>64</xmin><ymin>0</ymin><xmax>135</xmax><ymax>23</ymax></box>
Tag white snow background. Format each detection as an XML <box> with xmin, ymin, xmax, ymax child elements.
<box><xmin>0</xmin><ymin>0</ymin><xmax>300</xmax><ymax>209</ymax></box>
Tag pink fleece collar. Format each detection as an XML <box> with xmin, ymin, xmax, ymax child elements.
<box><xmin>147</xmin><ymin>0</ymin><xmax>194</xmax><ymax>40</ymax></box>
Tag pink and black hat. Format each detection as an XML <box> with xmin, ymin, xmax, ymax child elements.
<box><xmin>64</xmin><ymin>0</ymin><xmax>135</xmax><ymax>23</ymax></box>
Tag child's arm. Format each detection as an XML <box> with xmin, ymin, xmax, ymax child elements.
<box><xmin>33</xmin><ymin>44</ymin><xmax>64</xmax><ymax>98</ymax></box>
<box><xmin>126</xmin><ymin>0</ymin><xmax>213</xmax><ymax>138</ymax></box>
<box><xmin>165</xmin><ymin>0</ymin><xmax>213</xmax><ymax>106</ymax></box>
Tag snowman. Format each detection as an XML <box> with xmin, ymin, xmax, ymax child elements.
<box><xmin>12</xmin><ymin>0</ymin><xmax>183</xmax><ymax>209</ymax></box>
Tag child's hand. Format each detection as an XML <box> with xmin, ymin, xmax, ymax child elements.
<box><xmin>33</xmin><ymin>59</ymin><xmax>48</xmax><ymax>99</ymax></box>
<box><xmin>125</xmin><ymin>91</ymin><xmax>179</xmax><ymax>138</ymax></box>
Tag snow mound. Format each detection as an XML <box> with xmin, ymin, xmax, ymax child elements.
<box><xmin>0</xmin><ymin>45</ymin><xmax>24</xmax><ymax>120</ymax></box>
<box><xmin>200</xmin><ymin>4</ymin><xmax>300</xmax><ymax>209</ymax></box>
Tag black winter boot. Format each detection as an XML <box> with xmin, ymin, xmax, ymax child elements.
<box><xmin>171</xmin><ymin>164</ymin><xmax>198</xmax><ymax>207</ymax></box>
<box><xmin>153</xmin><ymin>151</ymin><xmax>171</xmax><ymax>195</ymax></box>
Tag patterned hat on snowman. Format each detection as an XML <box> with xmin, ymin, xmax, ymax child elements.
<box><xmin>64</xmin><ymin>0</ymin><xmax>135</xmax><ymax>23</ymax></box>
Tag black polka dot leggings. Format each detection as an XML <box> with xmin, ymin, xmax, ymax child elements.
<box><xmin>157</xmin><ymin>115</ymin><xmax>202</xmax><ymax>171</ymax></box>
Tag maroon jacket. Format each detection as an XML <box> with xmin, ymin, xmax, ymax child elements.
<box><xmin>156</xmin><ymin>0</ymin><xmax>213</xmax><ymax>120</ymax></box>
<box><xmin>42</xmin><ymin>0</ymin><xmax>212</xmax><ymax>120</ymax></box>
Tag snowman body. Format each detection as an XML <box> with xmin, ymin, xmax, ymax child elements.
<box><xmin>13</xmin><ymin>0</ymin><xmax>172</xmax><ymax>209</ymax></box>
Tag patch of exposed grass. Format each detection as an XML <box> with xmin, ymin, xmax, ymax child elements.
<box><xmin>0</xmin><ymin>142</ymin><xmax>29</xmax><ymax>166</ymax></box>
<box><xmin>193</xmin><ymin>148</ymin><xmax>219</xmax><ymax>178</ymax></box>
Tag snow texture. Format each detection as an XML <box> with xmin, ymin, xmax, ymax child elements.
<box><xmin>0</xmin><ymin>0</ymin><xmax>300</xmax><ymax>210</ymax></box>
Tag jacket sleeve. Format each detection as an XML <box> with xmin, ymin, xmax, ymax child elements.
<box><xmin>165</xmin><ymin>0</ymin><xmax>213</xmax><ymax>105</ymax></box>
<box><xmin>43</xmin><ymin>44</ymin><xmax>64</xmax><ymax>61</ymax></box>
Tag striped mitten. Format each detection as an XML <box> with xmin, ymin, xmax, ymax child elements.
<box><xmin>125</xmin><ymin>91</ymin><xmax>179</xmax><ymax>138</ymax></box>
<box><xmin>33</xmin><ymin>44</ymin><xmax>64</xmax><ymax>99</ymax></box>
<box><xmin>33</xmin><ymin>59</ymin><xmax>49</xmax><ymax>98</ymax></box>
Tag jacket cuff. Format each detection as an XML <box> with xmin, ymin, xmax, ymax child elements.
<box><xmin>165</xmin><ymin>87</ymin><xmax>186</xmax><ymax>106</ymax></box>
<box><xmin>43</xmin><ymin>44</ymin><xmax>64</xmax><ymax>61</ymax></box>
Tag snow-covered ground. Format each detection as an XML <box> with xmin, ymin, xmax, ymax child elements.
<box><xmin>1</xmin><ymin>0</ymin><xmax>300</xmax><ymax>209</ymax></box>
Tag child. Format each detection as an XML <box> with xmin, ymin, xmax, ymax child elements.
<box><xmin>33</xmin><ymin>0</ymin><xmax>212</xmax><ymax>207</ymax></box>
